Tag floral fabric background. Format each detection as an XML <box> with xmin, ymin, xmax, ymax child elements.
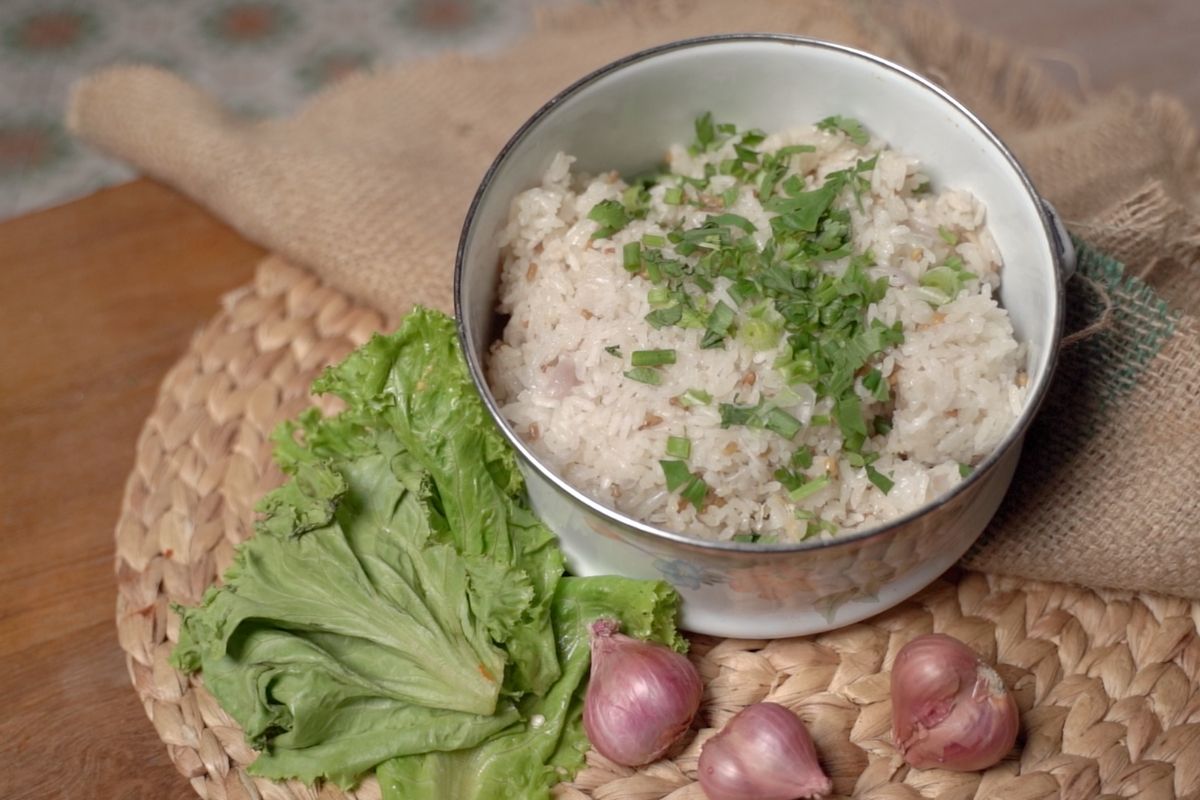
<box><xmin>0</xmin><ymin>0</ymin><xmax>581</xmax><ymax>220</ymax></box>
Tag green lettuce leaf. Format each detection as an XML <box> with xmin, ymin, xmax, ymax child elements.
<box><xmin>377</xmin><ymin>576</ymin><xmax>683</xmax><ymax>800</ymax></box>
<box><xmin>170</xmin><ymin>308</ymin><xmax>683</xmax><ymax>796</ymax></box>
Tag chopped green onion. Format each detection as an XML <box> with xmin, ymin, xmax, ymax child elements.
<box><xmin>862</xmin><ymin>368</ymin><xmax>890</xmax><ymax>403</ymax></box>
<box><xmin>764</xmin><ymin>407</ymin><xmax>803</xmax><ymax>440</ymax></box>
<box><xmin>604</xmin><ymin>345</ymin><xmax>621</xmax><ymax>358</ymax></box>
<box><xmin>718</xmin><ymin>402</ymin><xmax>761</xmax><ymax>428</ymax></box>
<box><xmin>792</xmin><ymin>446</ymin><xmax>813</xmax><ymax>469</ymax></box>
<box><xmin>728</xmin><ymin>279</ymin><xmax>760</xmax><ymax>307</ymax></box>
<box><xmin>866</xmin><ymin>465</ymin><xmax>894</xmax><ymax>494</ymax></box>
<box><xmin>622</xmin><ymin>241</ymin><xmax>642</xmax><ymax>271</ymax></box>
<box><xmin>647</xmin><ymin>287</ymin><xmax>671</xmax><ymax>306</ymax></box>
<box><xmin>624</xmin><ymin>367</ymin><xmax>662</xmax><ymax>386</ymax></box>
<box><xmin>731</xmin><ymin>533</ymin><xmax>759</xmax><ymax>543</ymax></box>
<box><xmin>659</xmin><ymin>460</ymin><xmax>691</xmax><ymax>491</ymax></box>
<box><xmin>694</xmin><ymin>111</ymin><xmax>715</xmax><ymax>150</ymax></box>
<box><xmin>645</xmin><ymin>304</ymin><xmax>683</xmax><ymax>329</ymax></box>
<box><xmin>846</xmin><ymin>452</ymin><xmax>866</xmax><ymax>468</ymax></box>
<box><xmin>631</xmin><ymin>348</ymin><xmax>676</xmax><ymax>367</ymax></box>
<box><xmin>738</xmin><ymin>313</ymin><xmax>782</xmax><ymax>351</ymax></box>
<box><xmin>789</xmin><ymin>475</ymin><xmax>831</xmax><ymax>502</ymax></box>
<box><xmin>587</xmin><ymin>199</ymin><xmax>629</xmax><ymax>238</ymax></box>
<box><xmin>680</xmin><ymin>475</ymin><xmax>708</xmax><ymax>510</ymax></box>
<box><xmin>776</xmin><ymin>144</ymin><xmax>817</xmax><ymax>157</ymax></box>
<box><xmin>664</xmin><ymin>186</ymin><xmax>684</xmax><ymax>205</ymax></box>
<box><xmin>701</xmin><ymin>300</ymin><xmax>736</xmax><ymax>349</ymax></box>
<box><xmin>666</xmin><ymin>435</ymin><xmax>691</xmax><ymax>459</ymax></box>
<box><xmin>678</xmin><ymin>388</ymin><xmax>712</xmax><ymax>407</ymax></box>
<box><xmin>810</xmin><ymin>414</ymin><xmax>831</xmax><ymax>427</ymax></box>
<box><xmin>919</xmin><ymin>265</ymin><xmax>972</xmax><ymax>305</ymax></box>
<box><xmin>938</xmin><ymin>226</ymin><xmax>958</xmax><ymax>246</ymax></box>
<box><xmin>835</xmin><ymin>394</ymin><xmax>868</xmax><ymax>440</ymax></box>
<box><xmin>642</xmin><ymin>233</ymin><xmax>666</xmax><ymax>247</ymax></box>
<box><xmin>958</xmin><ymin>463</ymin><xmax>974</xmax><ymax>478</ymax></box>
<box><xmin>722</xmin><ymin>187</ymin><xmax>740</xmax><ymax>208</ymax></box>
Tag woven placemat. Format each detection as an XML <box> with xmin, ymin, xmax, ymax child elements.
<box><xmin>115</xmin><ymin>256</ymin><xmax>1200</xmax><ymax>800</ymax></box>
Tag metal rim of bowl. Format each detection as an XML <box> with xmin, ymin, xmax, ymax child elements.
<box><xmin>454</xmin><ymin>33</ymin><xmax>1066</xmax><ymax>555</ymax></box>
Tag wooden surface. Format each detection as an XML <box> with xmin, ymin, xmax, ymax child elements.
<box><xmin>0</xmin><ymin>4</ymin><xmax>1195</xmax><ymax>799</ymax></box>
<box><xmin>0</xmin><ymin>180</ymin><xmax>265</xmax><ymax>799</ymax></box>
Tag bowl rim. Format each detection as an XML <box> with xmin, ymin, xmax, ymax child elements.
<box><xmin>454</xmin><ymin>32</ymin><xmax>1066</xmax><ymax>555</ymax></box>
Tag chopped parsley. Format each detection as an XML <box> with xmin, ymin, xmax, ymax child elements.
<box><xmin>816</xmin><ymin>115</ymin><xmax>870</xmax><ymax>146</ymax></box>
<box><xmin>624</xmin><ymin>366</ymin><xmax>662</xmax><ymax>386</ymax></box>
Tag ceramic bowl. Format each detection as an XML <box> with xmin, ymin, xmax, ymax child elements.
<box><xmin>455</xmin><ymin>35</ymin><xmax>1073</xmax><ymax>638</ymax></box>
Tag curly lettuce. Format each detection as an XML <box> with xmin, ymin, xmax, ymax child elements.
<box><xmin>171</xmin><ymin>308</ymin><xmax>682</xmax><ymax>799</ymax></box>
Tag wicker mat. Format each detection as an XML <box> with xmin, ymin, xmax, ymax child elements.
<box><xmin>115</xmin><ymin>255</ymin><xmax>1200</xmax><ymax>800</ymax></box>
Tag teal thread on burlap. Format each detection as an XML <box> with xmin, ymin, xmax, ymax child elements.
<box><xmin>1064</xmin><ymin>239</ymin><xmax>1181</xmax><ymax>412</ymax></box>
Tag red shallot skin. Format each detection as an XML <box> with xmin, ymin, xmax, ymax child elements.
<box><xmin>891</xmin><ymin>633</ymin><xmax>1020</xmax><ymax>772</ymax></box>
<box><xmin>698</xmin><ymin>702</ymin><xmax>833</xmax><ymax>800</ymax></box>
<box><xmin>582</xmin><ymin>618</ymin><xmax>703</xmax><ymax>767</ymax></box>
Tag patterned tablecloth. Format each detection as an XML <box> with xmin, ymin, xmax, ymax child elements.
<box><xmin>0</xmin><ymin>0</ymin><xmax>575</xmax><ymax>220</ymax></box>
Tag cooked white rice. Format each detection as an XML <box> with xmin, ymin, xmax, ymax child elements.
<box><xmin>487</xmin><ymin>120</ymin><xmax>1026</xmax><ymax>543</ymax></box>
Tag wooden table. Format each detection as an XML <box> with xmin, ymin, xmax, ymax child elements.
<box><xmin>0</xmin><ymin>181</ymin><xmax>265</xmax><ymax>798</ymax></box>
<box><xmin>1</xmin><ymin>4</ymin><xmax>1195</xmax><ymax>797</ymax></box>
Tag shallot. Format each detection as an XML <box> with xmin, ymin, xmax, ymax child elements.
<box><xmin>698</xmin><ymin>702</ymin><xmax>832</xmax><ymax>800</ymax></box>
<box><xmin>582</xmin><ymin>618</ymin><xmax>702</xmax><ymax>766</ymax></box>
<box><xmin>890</xmin><ymin>633</ymin><xmax>1019</xmax><ymax>771</ymax></box>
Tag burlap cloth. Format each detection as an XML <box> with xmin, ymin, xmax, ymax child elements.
<box><xmin>75</xmin><ymin>1</ymin><xmax>1200</xmax><ymax>798</ymax></box>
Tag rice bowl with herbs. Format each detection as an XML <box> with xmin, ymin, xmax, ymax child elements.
<box><xmin>486</xmin><ymin>114</ymin><xmax>1027</xmax><ymax>545</ymax></box>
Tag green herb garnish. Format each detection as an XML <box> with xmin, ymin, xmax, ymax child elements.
<box><xmin>679</xmin><ymin>474</ymin><xmax>709</xmax><ymax>510</ymax></box>
<box><xmin>587</xmin><ymin>198</ymin><xmax>630</xmax><ymax>239</ymax></box>
<box><xmin>659</xmin><ymin>459</ymin><xmax>691</xmax><ymax>491</ymax></box>
<box><xmin>865</xmin><ymin>464</ymin><xmax>894</xmax><ymax>494</ymax></box>
<box><xmin>788</xmin><ymin>475</ymin><xmax>831</xmax><ymax>502</ymax></box>
<box><xmin>622</xmin><ymin>241</ymin><xmax>642</xmax><ymax>271</ymax></box>
<box><xmin>763</xmin><ymin>407</ymin><xmax>803</xmax><ymax>440</ymax></box>
<box><xmin>666</xmin><ymin>435</ymin><xmax>692</xmax><ymax>459</ymax></box>
<box><xmin>624</xmin><ymin>366</ymin><xmax>663</xmax><ymax>386</ymax></box>
<box><xmin>631</xmin><ymin>349</ymin><xmax>677</xmax><ymax>367</ymax></box>
<box><xmin>604</xmin><ymin>345</ymin><xmax>622</xmax><ymax>358</ymax></box>
<box><xmin>678</xmin><ymin>388</ymin><xmax>712</xmax><ymax>407</ymax></box>
<box><xmin>701</xmin><ymin>300</ymin><xmax>736</xmax><ymax>349</ymax></box>
<box><xmin>816</xmin><ymin>114</ymin><xmax>870</xmax><ymax>146</ymax></box>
